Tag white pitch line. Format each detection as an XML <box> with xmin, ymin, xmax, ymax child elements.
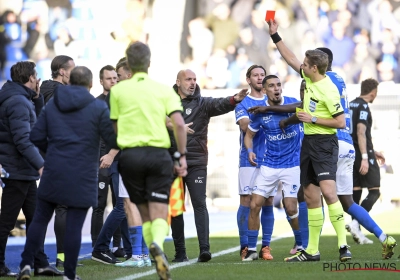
<box><xmin>114</xmin><ymin>232</ymin><xmax>292</xmax><ymax>280</ymax></box>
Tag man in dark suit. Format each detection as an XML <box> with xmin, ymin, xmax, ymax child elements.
<box><xmin>16</xmin><ymin>66</ymin><xmax>118</xmax><ymax>280</ymax></box>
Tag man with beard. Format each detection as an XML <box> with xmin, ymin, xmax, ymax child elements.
<box><xmin>169</xmin><ymin>69</ymin><xmax>248</xmax><ymax>263</ymax></box>
<box><xmin>235</xmin><ymin>65</ymin><xmax>275</xmax><ymax>261</ymax></box>
<box><xmin>243</xmin><ymin>75</ymin><xmax>303</xmax><ymax>261</ymax></box>
<box><xmin>39</xmin><ymin>55</ymin><xmax>75</xmax><ymax>268</ymax></box>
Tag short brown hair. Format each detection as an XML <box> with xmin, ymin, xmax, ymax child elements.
<box><xmin>10</xmin><ymin>61</ymin><xmax>36</xmax><ymax>84</ymax></box>
<box><xmin>305</xmin><ymin>49</ymin><xmax>328</xmax><ymax>75</ymax></box>
<box><xmin>126</xmin><ymin>42</ymin><xmax>151</xmax><ymax>73</ymax></box>
<box><xmin>116</xmin><ymin>59</ymin><xmax>131</xmax><ymax>73</ymax></box>
<box><xmin>246</xmin><ymin>65</ymin><xmax>266</xmax><ymax>78</ymax></box>
<box><xmin>360</xmin><ymin>78</ymin><xmax>379</xmax><ymax>96</ymax></box>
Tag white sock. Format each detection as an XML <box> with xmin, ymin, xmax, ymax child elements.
<box><xmin>379</xmin><ymin>233</ymin><xmax>387</xmax><ymax>243</ymax></box>
<box><xmin>111</xmin><ymin>247</ymin><xmax>118</xmax><ymax>253</ymax></box>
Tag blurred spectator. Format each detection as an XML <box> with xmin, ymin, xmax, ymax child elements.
<box><xmin>376</xmin><ymin>28</ymin><xmax>400</xmax><ymax>82</ymax></box>
<box><xmin>205</xmin><ymin>49</ymin><xmax>229</xmax><ymax>89</ymax></box>
<box><xmin>230</xmin><ymin>0</ymin><xmax>258</xmax><ymax>26</ymax></box>
<box><xmin>240</xmin><ymin>8</ymin><xmax>271</xmax><ymax>68</ymax></box>
<box><xmin>44</xmin><ymin>0</ymin><xmax>72</xmax><ymax>49</ymax></box>
<box><xmin>345</xmin><ymin>42</ymin><xmax>378</xmax><ymax>83</ymax></box>
<box><xmin>20</xmin><ymin>0</ymin><xmax>48</xmax><ymax>57</ymax></box>
<box><xmin>227</xmin><ymin>48</ymin><xmax>253</xmax><ymax>88</ymax></box>
<box><xmin>0</xmin><ymin>13</ymin><xmax>9</xmax><ymax>80</ymax></box>
<box><xmin>205</xmin><ymin>3</ymin><xmax>240</xmax><ymax>51</ymax></box>
<box><xmin>121</xmin><ymin>0</ymin><xmax>146</xmax><ymax>43</ymax></box>
<box><xmin>187</xmin><ymin>17</ymin><xmax>214</xmax><ymax>67</ymax></box>
<box><xmin>2</xmin><ymin>10</ymin><xmax>27</xmax><ymax>80</ymax></box>
<box><xmin>368</xmin><ymin>0</ymin><xmax>400</xmax><ymax>45</ymax></box>
<box><xmin>324</xmin><ymin>20</ymin><xmax>355</xmax><ymax>68</ymax></box>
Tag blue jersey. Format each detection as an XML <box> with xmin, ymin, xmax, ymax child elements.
<box><xmin>248</xmin><ymin>96</ymin><xmax>301</xmax><ymax>168</ymax></box>
<box><xmin>235</xmin><ymin>95</ymin><xmax>267</xmax><ymax>167</ymax></box>
<box><xmin>326</xmin><ymin>71</ymin><xmax>353</xmax><ymax>144</ymax></box>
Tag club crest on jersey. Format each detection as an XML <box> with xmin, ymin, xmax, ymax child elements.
<box><xmin>186</xmin><ymin>108</ymin><xmax>192</xmax><ymax>115</ymax></box>
<box><xmin>309</xmin><ymin>100</ymin><xmax>316</xmax><ymax>112</ymax></box>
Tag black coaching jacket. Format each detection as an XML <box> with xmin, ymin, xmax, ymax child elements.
<box><xmin>169</xmin><ymin>84</ymin><xmax>236</xmax><ymax>167</ymax></box>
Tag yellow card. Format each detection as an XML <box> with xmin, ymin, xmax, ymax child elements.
<box><xmin>296</xmin><ymin>107</ymin><xmax>304</xmax><ymax>116</ymax></box>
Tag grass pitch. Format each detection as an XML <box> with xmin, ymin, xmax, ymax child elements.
<box><xmin>33</xmin><ymin>207</ymin><xmax>400</xmax><ymax>280</ymax></box>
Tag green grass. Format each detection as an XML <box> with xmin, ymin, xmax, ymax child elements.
<box><xmin>33</xmin><ymin>208</ymin><xmax>400</xmax><ymax>280</ymax></box>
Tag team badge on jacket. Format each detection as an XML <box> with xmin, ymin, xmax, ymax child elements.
<box><xmin>309</xmin><ymin>100</ymin><xmax>316</xmax><ymax>112</ymax></box>
<box><xmin>186</xmin><ymin>108</ymin><xmax>192</xmax><ymax>115</ymax></box>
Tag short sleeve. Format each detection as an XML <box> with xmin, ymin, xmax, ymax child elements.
<box><xmin>354</xmin><ymin>103</ymin><xmax>369</xmax><ymax>127</ymax></box>
<box><xmin>325</xmin><ymin>87</ymin><xmax>344</xmax><ymax>117</ymax></box>
<box><xmin>235</xmin><ymin>102</ymin><xmax>249</xmax><ymax>123</ymax></box>
<box><xmin>301</xmin><ymin>69</ymin><xmax>311</xmax><ymax>84</ymax></box>
<box><xmin>165</xmin><ymin>87</ymin><xmax>183</xmax><ymax>116</ymax></box>
<box><xmin>248</xmin><ymin>115</ymin><xmax>261</xmax><ymax>132</ymax></box>
<box><xmin>109</xmin><ymin>89</ymin><xmax>119</xmax><ymax>120</ymax></box>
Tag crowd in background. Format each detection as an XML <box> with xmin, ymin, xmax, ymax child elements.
<box><xmin>181</xmin><ymin>0</ymin><xmax>400</xmax><ymax>89</ymax></box>
<box><xmin>0</xmin><ymin>0</ymin><xmax>400</xmax><ymax>88</ymax></box>
<box><xmin>0</xmin><ymin>0</ymin><xmax>148</xmax><ymax>82</ymax></box>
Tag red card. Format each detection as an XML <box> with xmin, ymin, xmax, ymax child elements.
<box><xmin>265</xmin><ymin>10</ymin><xmax>275</xmax><ymax>22</ymax></box>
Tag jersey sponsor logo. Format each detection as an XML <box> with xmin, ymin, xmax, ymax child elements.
<box><xmin>290</xmin><ymin>185</ymin><xmax>298</xmax><ymax>194</ymax></box>
<box><xmin>350</xmin><ymin>103</ymin><xmax>359</xmax><ymax>108</ymax></box>
<box><xmin>151</xmin><ymin>192</ymin><xmax>168</xmax><ymax>199</ymax></box>
<box><xmin>236</xmin><ymin>109</ymin><xmax>245</xmax><ymax>118</ymax></box>
<box><xmin>318</xmin><ymin>172</ymin><xmax>330</xmax><ymax>176</ymax></box>
<box><xmin>359</xmin><ymin>111</ymin><xmax>368</xmax><ymax>120</ymax></box>
<box><xmin>262</xmin><ymin>115</ymin><xmax>272</xmax><ymax>123</ymax></box>
<box><xmin>195</xmin><ymin>179</ymin><xmax>203</xmax><ymax>183</ymax></box>
<box><xmin>309</xmin><ymin>100</ymin><xmax>316</xmax><ymax>112</ymax></box>
<box><xmin>363</xmin><ymin>104</ymin><xmax>368</xmax><ymax>109</ymax></box>
<box><xmin>334</xmin><ymin>103</ymin><xmax>340</xmax><ymax>111</ymax></box>
<box><xmin>268</xmin><ymin>130</ymin><xmax>298</xmax><ymax>141</ymax></box>
<box><xmin>186</xmin><ymin>108</ymin><xmax>192</xmax><ymax>115</ymax></box>
<box><xmin>339</xmin><ymin>149</ymin><xmax>355</xmax><ymax>159</ymax></box>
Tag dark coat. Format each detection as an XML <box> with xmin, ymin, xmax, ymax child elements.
<box><xmin>169</xmin><ymin>84</ymin><xmax>236</xmax><ymax>167</ymax></box>
<box><xmin>30</xmin><ymin>85</ymin><xmax>117</xmax><ymax>208</ymax></box>
<box><xmin>0</xmin><ymin>81</ymin><xmax>44</xmax><ymax>180</ymax></box>
<box><xmin>41</xmin><ymin>79</ymin><xmax>63</xmax><ymax>104</ymax></box>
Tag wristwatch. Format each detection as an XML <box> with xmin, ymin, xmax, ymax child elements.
<box><xmin>311</xmin><ymin>116</ymin><xmax>318</xmax><ymax>124</ymax></box>
<box><xmin>173</xmin><ymin>151</ymin><xmax>186</xmax><ymax>160</ymax></box>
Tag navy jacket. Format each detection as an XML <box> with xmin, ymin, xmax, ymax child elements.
<box><xmin>30</xmin><ymin>85</ymin><xmax>117</xmax><ymax>208</ymax></box>
<box><xmin>0</xmin><ymin>81</ymin><xmax>44</xmax><ymax>180</ymax></box>
<box><xmin>169</xmin><ymin>84</ymin><xmax>236</xmax><ymax>167</ymax></box>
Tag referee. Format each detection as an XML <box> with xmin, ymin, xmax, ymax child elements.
<box><xmin>266</xmin><ymin>19</ymin><xmax>351</xmax><ymax>262</ymax></box>
<box><xmin>109</xmin><ymin>42</ymin><xmax>187</xmax><ymax>280</ymax></box>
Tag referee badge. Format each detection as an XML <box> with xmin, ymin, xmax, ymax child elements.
<box><xmin>186</xmin><ymin>108</ymin><xmax>192</xmax><ymax>115</ymax></box>
<box><xmin>309</xmin><ymin>100</ymin><xmax>316</xmax><ymax>112</ymax></box>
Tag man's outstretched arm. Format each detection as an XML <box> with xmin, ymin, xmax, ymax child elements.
<box><xmin>248</xmin><ymin>102</ymin><xmax>302</xmax><ymax>114</ymax></box>
<box><xmin>267</xmin><ymin>20</ymin><xmax>302</xmax><ymax>73</ymax></box>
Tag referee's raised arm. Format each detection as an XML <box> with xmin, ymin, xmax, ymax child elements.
<box><xmin>266</xmin><ymin>19</ymin><xmax>302</xmax><ymax>74</ymax></box>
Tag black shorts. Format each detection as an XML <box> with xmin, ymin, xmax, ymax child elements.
<box><xmin>353</xmin><ymin>149</ymin><xmax>380</xmax><ymax>188</ymax></box>
<box><xmin>300</xmin><ymin>134</ymin><xmax>338</xmax><ymax>187</ymax></box>
<box><xmin>118</xmin><ymin>147</ymin><xmax>173</xmax><ymax>204</ymax></box>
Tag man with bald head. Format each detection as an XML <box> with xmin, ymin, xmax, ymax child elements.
<box><xmin>169</xmin><ymin>69</ymin><xmax>248</xmax><ymax>263</ymax></box>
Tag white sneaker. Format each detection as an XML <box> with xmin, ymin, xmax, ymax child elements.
<box><xmin>346</xmin><ymin>221</ymin><xmax>363</xmax><ymax>244</ymax></box>
<box><xmin>359</xmin><ymin>236</ymin><xmax>374</xmax><ymax>245</ymax></box>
